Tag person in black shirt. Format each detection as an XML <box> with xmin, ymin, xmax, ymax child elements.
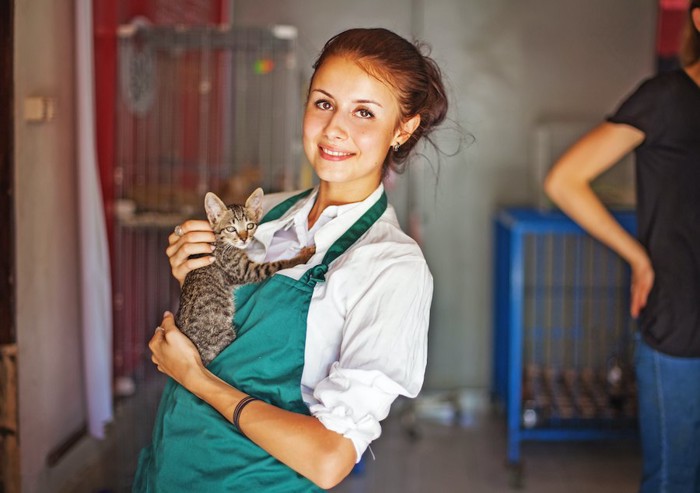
<box><xmin>544</xmin><ymin>3</ymin><xmax>700</xmax><ymax>492</ymax></box>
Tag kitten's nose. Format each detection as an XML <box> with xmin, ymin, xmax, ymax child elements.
<box><xmin>238</xmin><ymin>231</ymin><xmax>248</xmax><ymax>241</ymax></box>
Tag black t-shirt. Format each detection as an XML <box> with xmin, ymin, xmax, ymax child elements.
<box><xmin>607</xmin><ymin>69</ymin><xmax>700</xmax><ymax>357</ymax></box>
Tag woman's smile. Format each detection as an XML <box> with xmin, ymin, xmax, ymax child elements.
<box><xmin>319</xmin><ymin>145</ymin><xmax>355</xmax><ymax>160</ymax></box>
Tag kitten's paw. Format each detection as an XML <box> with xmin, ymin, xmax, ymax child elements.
<box><xmin>298</xmin><ymin>246</ymin><xmax>316</xmax><ymax>262</ymax></box>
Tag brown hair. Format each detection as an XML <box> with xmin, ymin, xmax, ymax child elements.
<box><xmin>680</xmin><ymin>2</ymin><xmax>700</xmax><ymax>66</ymax></box>
<box><xmin>311</xmin><ymin>28</ymin><xmax>449</xmax><ymax>174</ymax></box>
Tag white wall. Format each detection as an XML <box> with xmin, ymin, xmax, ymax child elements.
<box><xmin>14</xmin><ymin>0</ymin><xmax>88</xmax><ymax>491</ymax></box>
<box><xmin>231</xmin><ymin>0</ymin><xmax>656</xmax><ymax>389</ymax></box>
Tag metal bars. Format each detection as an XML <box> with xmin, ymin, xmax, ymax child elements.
<box><xmin>112</xmin><ymin>23</ymin><xmax>301</xmax><ymax>381</ymax></box>
<box><xmin>492</xmin><ymin>208</ymin><xmax>638</xmax><ymax>467</ymax></box>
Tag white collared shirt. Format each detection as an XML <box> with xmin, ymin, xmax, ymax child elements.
<box><xmin>246</xmin><ymin>184</ymin><xmax>433</xmax><ymax>462</ymax></box>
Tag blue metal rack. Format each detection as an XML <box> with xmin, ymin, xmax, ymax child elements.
<box><xmin>492</xmin><ymin>208</ymin><xmax>639</xmax><ymax>474</ymax></box>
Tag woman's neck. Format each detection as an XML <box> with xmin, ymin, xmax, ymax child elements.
<box><xmin>684</xmin><ymin>60</ymin><xmax>700</xmax><ymax>87</ymax></box>
<box><xmin>307</xmin><ymin>181</ymin><xmax>380</xmax><ymax>229</ymax></box>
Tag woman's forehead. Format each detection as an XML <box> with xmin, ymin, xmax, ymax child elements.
<box><xmin>311</xmin><ymin>56</ymin><xmax>400</xmax><ymax>106</ymax></box>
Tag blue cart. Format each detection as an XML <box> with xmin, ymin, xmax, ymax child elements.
<box><xmin>492</xmin><ymin>208</ymin><xmax>639</xmax><ymax>484</ymax></box>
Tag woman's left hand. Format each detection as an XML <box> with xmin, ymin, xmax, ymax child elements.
<box><xmin>149</xmin><ymin>312</ymin><xmax>205</xmax><ymax>387</ymax></box>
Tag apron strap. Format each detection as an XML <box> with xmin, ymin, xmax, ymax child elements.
<box><xmin>301</xmin><ymin>191</ymin><xmax>388</xmax><ymax>285</ymax></box>
<box><xmin>260</xmin><ymin>189</ymin><xmax>314</xmax><ymax>224</ymax></box>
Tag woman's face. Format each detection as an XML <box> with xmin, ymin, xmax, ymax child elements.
<box><xmin>303</xmin><ymin>55</ymin><xmax>404</xmax><ymax>200</ymax></box>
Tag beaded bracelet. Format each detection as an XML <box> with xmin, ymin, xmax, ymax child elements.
<box><xmin>233</xmin><ymin>396</ymin><xmax>260</xmax><ymax>437</ymax></box>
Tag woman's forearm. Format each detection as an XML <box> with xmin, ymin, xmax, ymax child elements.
<box><xmin>545</xmin><ymin>176</ymin><xmax>648</xmax><ymax>268</ymax></box>
<box><xmin>543</xmin><ymin>122</ymin><xmax>649</xmax><ymax>269</ymax></box>
<box><xmin>184</xmin><ymin>368</ymin><xmax>356</xmax><ymax>489</ymax></box>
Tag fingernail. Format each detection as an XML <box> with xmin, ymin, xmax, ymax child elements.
<box><xmin>164</xmin><ymin>310</ymin><xmax>172</xmax><ymax>317</ymax></box>
<box><xmin>209</xmin><ymin>256</ymin><xmax>216</xmax><ymax>263</ymax></box>
<box><xmin>210</xmin><ymin>245</ymin><xmax>216</xmax><ymax>251</ymax></box>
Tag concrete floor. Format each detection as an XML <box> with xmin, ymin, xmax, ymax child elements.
<box><xmin>58</xmin><ymin>380</ymin><xmax>642</xmax><ymax>493</ymax></box>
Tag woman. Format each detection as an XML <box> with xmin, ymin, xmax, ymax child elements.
<box><xmin>134</xmin><ymin>28</ymin><xmax>448</xmax><ymax>491</ymax></box>
<box><xmin>544</xmin><ymin>4</ymin><xmax>700</xmax><ymax>492</ymax></box>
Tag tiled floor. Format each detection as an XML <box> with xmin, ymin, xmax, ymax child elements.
<box><xmin>60</xmin><ymin>382</ymin><xmax>642</xmax><ymax>493</ymax></box>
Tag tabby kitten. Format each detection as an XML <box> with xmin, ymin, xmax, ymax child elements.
<box><xmin>176</xmin><ymin>188</ymin><xmax>315</xmax><ymax>366</ymax></box>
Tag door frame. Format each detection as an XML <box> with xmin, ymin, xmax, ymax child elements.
<box><xmin>0</xmin><ymin>0</ymin><xmax>20</xmax><ymax>492</ymax></box>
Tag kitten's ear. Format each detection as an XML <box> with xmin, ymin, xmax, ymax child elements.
<box><xmin>204</xmin><ymin>192</ymin><xmax>227</xmax><ymax>226</ymax></box>
<box><xmin>245</xmin><ymin>187</ymin><xmax>264</xmax><ymax>223</ymax></box>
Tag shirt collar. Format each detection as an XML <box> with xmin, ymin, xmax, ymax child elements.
<box><xmin>253</xmin><ymin>184</ymin><xmax>385</xmax><ymax>253</ymax></box>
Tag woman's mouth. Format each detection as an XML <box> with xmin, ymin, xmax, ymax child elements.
<box><xmin>319</xmin><ymin>146</ymin><xmax>354</xmax><ymax>160</ymax></box>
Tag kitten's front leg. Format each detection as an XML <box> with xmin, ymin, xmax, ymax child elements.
<box><xmin>296</xmin><ymin>246</ymin><xmax>316</xmax><ymax>263</ymax></box>
<box><xmin>267</xmin><ymin>245</ymin><xmax>316</xmax><ymax>272</ymax></box>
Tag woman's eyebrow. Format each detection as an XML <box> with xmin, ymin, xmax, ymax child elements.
<box><xmin>311</xmin><ymin>89</ymin><xmax>383</xmax><ymax>108</ymax></box>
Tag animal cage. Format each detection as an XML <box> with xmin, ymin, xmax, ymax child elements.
<box><xmin>111</xmin><ymin>22</ymin><xmax>302</xmax><ymax>384</ymax></box>
<box><xmin>491</xmin><ymin>208</ymin><xmax>639</xmax><ymax>478</ymax></box>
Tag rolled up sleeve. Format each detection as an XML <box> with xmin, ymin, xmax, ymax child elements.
<box><xmin>309</xmin><ymin>259</ymin><xmax>433</xmax><ymax>461</ymax></box>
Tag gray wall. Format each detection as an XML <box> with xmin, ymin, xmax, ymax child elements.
<box><xmin>231</xmin><ymin>0</ymin><xmax>656</xmax><ymax>389</ymax></box>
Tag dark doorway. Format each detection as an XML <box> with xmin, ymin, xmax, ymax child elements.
<box><xmin>0</xmin><ymin>1</ymin><xmax>19</xmax><ymax>492</ymax></box>
<box><xmin>0</xmin><ymin>0</ymin><xmax>15</xmax><ymax>346</ymax></box>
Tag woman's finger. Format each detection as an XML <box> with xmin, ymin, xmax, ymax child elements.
<box><xmin>168</xmin><ymin>220</ymin><xmax>213</xmax><ymax>243</ymax></box>
<box><xmin>172</xmin><ymin>256</ymin><xmax>215</xmax><ymax>281</ymax></box>
<box><xmin>167</xmin><ymin>238</ymin><xmax>216</xmax><ymax>264</ymax></box>
<box><xmin>630</xmin><ymin>264</ymin><xmax>654</xmax><ymax>318</ymax></box>
<box><xmin>161</xmin><ymin>311</ymin><xmax>176</xmax><ymax>328</ymax></box>
<box><xmin>166</xmin><ymin>231</ymin><xmax>217</xmax><ymax>257</ymax></box>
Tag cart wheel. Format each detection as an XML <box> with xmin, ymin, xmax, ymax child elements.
<box><xmin>406</xmin><ymin>425</ymin><xmax>421</xmax><ymax>442</ymax></box>
<box><xmin>507</xmin><ymin>462</ymin><xmax>524</xmax><ymax>489</ymax></box>
<box><xmin>398</xmin><ymin>403</ymin><xmax>422</xmax><ymax>442</ymax></box>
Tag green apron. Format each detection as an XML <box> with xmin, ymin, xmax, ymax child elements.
<box><xmin>134</xmin><ymin>190</ymin><xmax>388</xmax><ymax>492</ymax></box>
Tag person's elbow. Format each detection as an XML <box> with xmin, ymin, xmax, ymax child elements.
<box><xmin>543</xmin><ymin>164</ymin><xmax>574</xmax><ymax>206</ymax></box>
<box><xmin>309</xmin><ymin>438</ymin><xmax>356</xmax><ymax>489</ymax></box>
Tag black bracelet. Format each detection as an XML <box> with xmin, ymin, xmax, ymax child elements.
<box><xmin>233</xmin><ymin>396</ymin><xmax>260</xmax><ymax>437</ymax></box>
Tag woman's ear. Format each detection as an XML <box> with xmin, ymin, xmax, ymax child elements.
<box><xmin>396</xmin><ymin>114</ymin><xmax>421</xmax><ymax>144</ymax></box>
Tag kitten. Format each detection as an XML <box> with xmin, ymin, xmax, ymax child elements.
<box><xmin>176</xmin><ymin>188</ymin><xmax>315</xmax><ymax>366</ymax></box>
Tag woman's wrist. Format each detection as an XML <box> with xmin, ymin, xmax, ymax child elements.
<box><xmin>182</xmin><ymin>366</ymin><xmax>248</xmax><ymax>421</ymax></box>
<box><xmin>180</xmin><ymin>362</ymin><xmax>214</xmax><ymax>397</ymax></box>
<box><xmin>622</xmin><ymin>241</ymin><xmax>651</xmax><ymax>271</ymax></box>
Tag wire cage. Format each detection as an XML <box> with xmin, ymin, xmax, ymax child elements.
<box><xmin>491</xmin><ymin>208</ymin><xmax>639</xmax><ymax>474</ymax></box>
<box><xmin>112</xmin><ymin>22</ymin><xmax>302</xmax><ymax>384</ymax></box>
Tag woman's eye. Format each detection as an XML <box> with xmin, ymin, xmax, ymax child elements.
<box><xmin>247</xmin><ymin>223</ymin><xmax>255</xmax><ymax>230</ymax></box>
<box><xmin>356</xmin><ymin>108</ymin><xmax>374</xmax><ymax>119</ymax></box>
<box><xmin>315</xmin><ymin>100</ymin><xmax>333</xmax><ymax>111</ymax></box>
<box><xmin>225</xmin><ymin>226</ymin><xmax>236</xmax><ymax>233</ymax></box>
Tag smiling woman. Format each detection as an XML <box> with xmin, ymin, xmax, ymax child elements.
<box><xmin>135</xmin><ymin>27</ymin><xmax>449</xmax><ymax>492</ymax></box>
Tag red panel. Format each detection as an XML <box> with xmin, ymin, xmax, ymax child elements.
<box><xmin>657</xmin><ymin>7</ymin><xmax>689</xmax><ymax>57</ymax></box>
<box><xmin>92</xmin><ymin>0</ymin><xmax>225</xmax><ymax>379</ymax></box>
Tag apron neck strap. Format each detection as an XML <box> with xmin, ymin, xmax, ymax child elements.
<box><xmin>301</xmin><ymin>191</ymin><xmax>388</xmax><ymax>285</ymax></box>
<box><xmin>259</xmin><ymin>189</ymin><xmax>314</xmax><ymax>225</ymax></box>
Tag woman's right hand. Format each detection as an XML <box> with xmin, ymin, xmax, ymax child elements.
<box><xmin>166</xmin><ymin>220</ymin><xmax>216</xmax><ymax>286</ymax></box>
<box><xmin>630</xmin><ymin>255</ymin><xmax>655</xmax><ymax>319</ymax></box>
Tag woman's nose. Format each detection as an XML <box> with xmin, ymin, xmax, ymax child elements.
<box><xmin>323</xmin><ymin>111</ymin><xmax>348</xmax><ymax>140</ymax></box>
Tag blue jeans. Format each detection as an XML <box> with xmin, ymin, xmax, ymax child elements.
<box><xmin>635</xmin><ymin>336</ymin><xmax>700</xmax><ymax>493</ymax></box>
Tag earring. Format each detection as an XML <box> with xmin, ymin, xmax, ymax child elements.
<box><xmin>393</xmin><ymin>142</ymin><xmax>400</xmax><ymax>152</ymax></box>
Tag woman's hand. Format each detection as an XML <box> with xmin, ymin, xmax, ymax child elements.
<box><xmin>630</xmin><ymin>256</ymin><xmax>655</xmax><ymax>318</ymax></box>
<box><xmin>149</xmin><ymin>311</ymin><xmax>205</xmax><ymax>388</ymax></box>
<box><xmin>166</xmin><ymin>220</ymin><xmax>217</xmax><ymax>286</ymax></box>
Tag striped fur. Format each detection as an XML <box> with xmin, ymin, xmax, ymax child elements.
<box><xmin>176</xmin><ymin>189</ymin><xmax>315</xmax><ymax>365</ymax></box>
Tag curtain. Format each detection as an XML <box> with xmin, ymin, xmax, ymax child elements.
<box><xmin>75</xmin><ymin>0</ymin><xmax>113</xmax><ymax>439</ymax></box>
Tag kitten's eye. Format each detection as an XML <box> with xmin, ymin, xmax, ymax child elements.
<box><xmin>247</xmin><ymin>224</ymin><xmax>255</xmax><ymax>231</ymax></box>
<box><xmin>225</xmin><ymin>226</ymin><xmax>236</xmax><ymax>233</ymax></box>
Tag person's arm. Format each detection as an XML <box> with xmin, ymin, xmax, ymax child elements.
<box><xmin>543</xmin><ymin>121</ymin><xmax>653</xmax><ymax>317</ymax></box>
<box><xmin>150</xmin><ymin>312</ymin><xmax>356</xmax><ymax>490</ymax></box>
